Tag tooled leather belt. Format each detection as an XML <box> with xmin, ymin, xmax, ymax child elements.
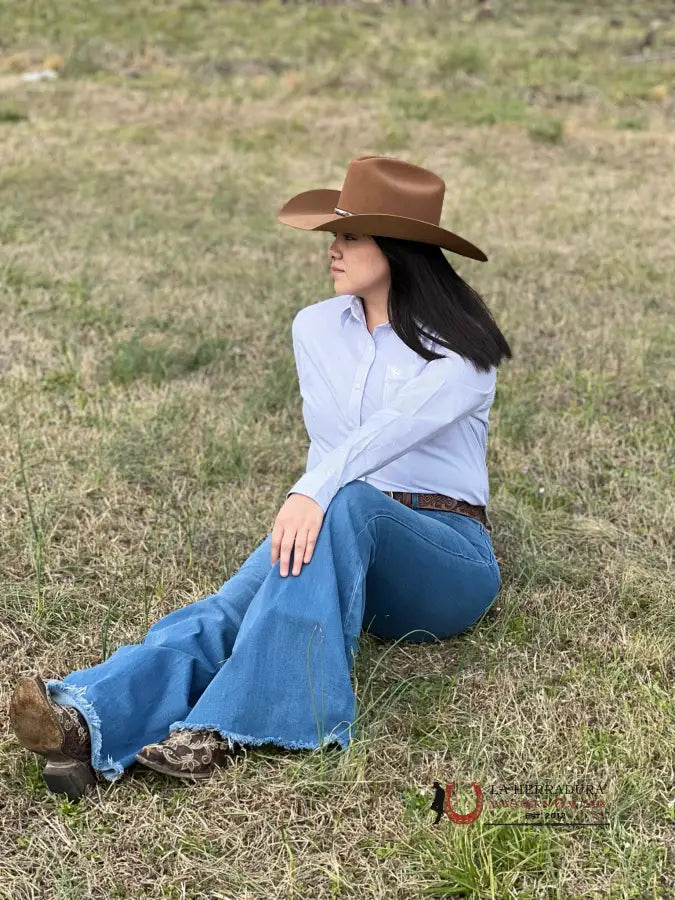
<box><xmin>382</xmin><ymin>490</ymin><xmax>492</xmax><ymax>534</ymax></box>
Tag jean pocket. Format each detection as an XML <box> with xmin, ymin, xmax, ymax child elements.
<box><xmin>463</xmin><ymin>519</ymin><xmax>495</xmax><ymax>565</ymax></box>
<box><xmin>441</xmin><ymin>512</ymin><xmax>494</xmax><ymax>564</ymax></box>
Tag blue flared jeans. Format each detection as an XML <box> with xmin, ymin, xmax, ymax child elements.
<box><xmin>46</xmin><ymin>482</ymin><xmax>501</xmax><ymax>781</ymax></box>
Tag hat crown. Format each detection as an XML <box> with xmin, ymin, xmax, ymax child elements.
<box><xmin>337</xmin><ymin>156</ymin><xmax>445</xmax><ymax>225</ymax></box>
<box><xmin>276</xmin><ymin>154</ymin><xmax>487</xmax><ymax>261</ymax></box>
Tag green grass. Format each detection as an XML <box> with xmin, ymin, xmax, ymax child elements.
<box><xmin>1</xmin><ymin>1</ymin><xmax>673</xmax><ymax>898</ymax></box>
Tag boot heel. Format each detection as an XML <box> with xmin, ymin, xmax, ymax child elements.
<box><xmin>43</xmin><ymin>755</ymin><xmax>96</xmax><ymax>801</ymax></box>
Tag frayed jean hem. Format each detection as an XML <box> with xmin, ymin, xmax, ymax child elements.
<box><xmin>45</xmin><ymin>680</ymin><xmax>125</xmax><ymax>783</ymax></box>
<box><xmin>168</xmin><ymin>719</ymin><xmax>353</xmax><ymax>754</ymax></box>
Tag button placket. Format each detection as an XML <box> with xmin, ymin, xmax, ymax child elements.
<box><xmin>349</xmin><ymin>329</ymin><xmax>375</xmax><ymax>428</ymax></box>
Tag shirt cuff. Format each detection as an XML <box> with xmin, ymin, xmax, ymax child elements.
<box><xmin>285</xmin><ymin>470</ymin><xmax>337</xmax><ymax>513</ymax></box>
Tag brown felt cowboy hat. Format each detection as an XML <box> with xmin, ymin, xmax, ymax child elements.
<box><xmin>277</xmin><ymin>154</ymin><xmax>488</xmax><ymax>262</ymax></box>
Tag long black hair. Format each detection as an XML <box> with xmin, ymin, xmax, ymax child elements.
<box><xmin>364</xmin><ymin>235</ymin><xmax>512</xmax><ymax>374</ymax></box>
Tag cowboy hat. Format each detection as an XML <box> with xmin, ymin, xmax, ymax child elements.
<box><xmin>277</xmin><ymin>155</ymin><xmax>488</xmax><ymax>262</ymax></box>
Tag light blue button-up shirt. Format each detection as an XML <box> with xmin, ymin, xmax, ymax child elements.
<box><xmin>286</xmin><ymin>293</ymin><xmax>497</xmax><ymax>517</ymax></box>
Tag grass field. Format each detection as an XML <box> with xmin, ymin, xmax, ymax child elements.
<box><xmin>1</xmin><ymin>1</ymin><xmax>673</xmax><ymax>897</ymax></box>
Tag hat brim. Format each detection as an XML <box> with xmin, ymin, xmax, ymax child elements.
<box><xmin>277</xmin><ymin>188</ymin><xmax>488</xmax><ymax>262</ymax></box>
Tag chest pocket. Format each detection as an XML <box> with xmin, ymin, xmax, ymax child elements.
<box><xmin>382</xmin><ymin>363</ymin><xmax>420</xmax><ymax>407</ymax></box>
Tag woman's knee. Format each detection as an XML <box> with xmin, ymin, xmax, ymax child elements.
<box><xmin>325</xmin><ymin>480</ymin><xmax>382</xmax><ymax>518</ymax></box>
<box><xmin>143</xmin><ymin>598</ymin><xmax>212</xmax><ymax>643</ymax></box>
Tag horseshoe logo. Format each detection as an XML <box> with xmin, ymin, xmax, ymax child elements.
<box><xmin>443</xmin><ymin>781</ymin><xmax>484</xmax><ymax>824</ymax></box>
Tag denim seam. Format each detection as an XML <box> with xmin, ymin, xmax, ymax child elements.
<box><xmin>419</xmin><ymin>510</ymin><xmax>495</xmax><ymax>562</ymax></box>
<box><xmin>366</xmin><ymin>512</ymin><xmax>493</xmax><ymax>567</ymax></box>
<box><xmin>46</xmin><ymin>680</ymin><xmax>125</xmax><ymax>783</ymax></box>
<box><xmin>445</xmin><ymin>511</ymin><xmax>488</xmax><ymax>537</ymax></box>
<box><xmin>343</xmin><ymin>555</ymin><xmax>365</xmax><ymax>642</ymax></box>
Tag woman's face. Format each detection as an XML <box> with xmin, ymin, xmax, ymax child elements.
<box><xmin>328</xmin><ymin>231</ymin><xmax>390</xmax><ymax>299</ymax></box>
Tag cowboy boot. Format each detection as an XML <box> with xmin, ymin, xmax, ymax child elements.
<box><xmin>135</xmin><ymin>728</ymin><xmax>241</xmax><ymax>780</ymax></box>
<box><xmin>9</xmin><ymin>675</ymin><xmax>97</xmax><ymax>800</ymax></box>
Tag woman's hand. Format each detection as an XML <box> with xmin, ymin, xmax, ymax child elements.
<box><xmin>271</xmin><ymin>493</ymin><xmax>325</xmax><ymax>577</ymax></box>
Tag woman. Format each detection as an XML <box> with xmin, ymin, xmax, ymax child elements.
<box><xmin>9</xmin><ymin>155</ymin><xmax>512</xmax><ymax>800</ymax></box>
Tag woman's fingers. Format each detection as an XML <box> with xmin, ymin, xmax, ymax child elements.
<box><xmin>278</xmin><ymin>530</ymin><xmax>294</xmax><ymax>576</ymax></box>
<box><xmin>279</xmin><ymin>529</ymin><xmax>314</xmax><ymax>576</ymax></box>
<box><xmin>271</xmin><ymin>529</ymin><xmax>317</xmax><ymax>576</ymax></box>
<box><xmin>303</xmin><ymin>534</ymin><xmax>317</xmax><ymax>566</ymax></box>
<box><xmin>278</xmin><ymin>528</ymin><xmax>298</xmax><ymax>577</ymax></box>
<box><xmin>271</xmin><ymin>495</ymin><xmax>325</xmax><ymax>575</ymax></box>
<box><xmin>291</xmin><ymin>531</ymin><xmax>308</xmax><ymax>576</ymax></box>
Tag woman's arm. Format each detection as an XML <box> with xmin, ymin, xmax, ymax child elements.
<box><xmin>286</xmin><ymin>351</ymin><xmax>495</xmax><ymax>513</ymax></box>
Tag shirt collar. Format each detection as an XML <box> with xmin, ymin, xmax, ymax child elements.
<box><xmin>340</xmin><ymin>295</ymin><xmax>361</xmax><ymax>328</ymax></box>
<box><xmin>340</xmin><ymin>294</ymin><xmax>391</xmax><ymax>331</ymax></box>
